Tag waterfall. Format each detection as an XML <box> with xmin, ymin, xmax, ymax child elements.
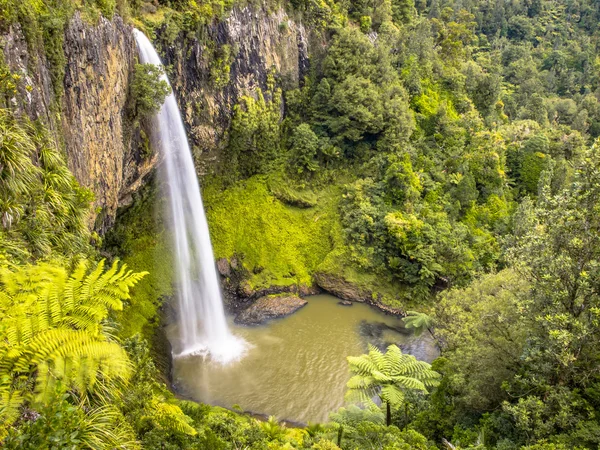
<box><xmin>133</xmin><ymin>30</ymin><xmax>246</xmax><ymax>364</ymax></box>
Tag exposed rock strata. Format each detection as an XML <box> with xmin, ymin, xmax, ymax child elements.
<box><xmin>61</xmin><ymin>14</ymin><xmax>146</xmax><ymax>229</ymax></box>
<box><xmin>159</xmin><ymin>6</ymin><xmax>309</xmax><ymax>174</ymax></box>
<box><xmin>2</xmin><ymin>7</ymin><xmax>309</xmax><ymax>229</ymax></box>
<box><xmin>313</xmin><ymin>271</ymin><xmax>405</xmax><ymax>316</ymax></box>
<box><xmin>1</xmin><ymin>14</ymin><xmax>153</xmax><ymax>230</ymax></box>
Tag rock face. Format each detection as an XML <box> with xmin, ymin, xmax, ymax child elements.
<box><xmin>313</xmin><ymin>271</ymin><xmax>405</xmax><ymax>315</ymax></box>
<box><xmin>1</xmin><ymin>14</ymin><xmax>153</xmax><ymax>230</ymax></box>
<box><xmin>2</xmin><ymin>6</ymin><xmax>308</xmax><ymax>228</ymax></box>
<box><xmin>313</xmin><ymin>272</ymin><xmax>372</xmax><ymax>303</ymax></box>
<box><xmin>159</xmin><ymin>5</ymin><xmax>309</xmax><ymax>174</ymax></box>
<box><xmin>61</xmin><ymin>14</ymin><xmax>155</xmax><ymax>230</ymax></box>
<box><xmin>235</xmin><ymin>294</ymin><xmax>308</xmax><ymax>325</ymax></box>
<box><xmin>1</xmin><ymin>23</ymin><xmax>54</xmax><ymax>124</ymax></box>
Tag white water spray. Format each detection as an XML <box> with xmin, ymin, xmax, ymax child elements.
<box><xmin>134</xmin><ymin>30</ymin><xmax>246</xmax><ymax>364</ymax></box>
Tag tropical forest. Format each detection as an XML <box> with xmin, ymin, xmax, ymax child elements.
<box><xmin>1</xmin><ymin>0</ymin><xmax>600</xmax><ymax>448</ymax></box>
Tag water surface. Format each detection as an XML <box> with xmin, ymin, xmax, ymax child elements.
<box><xmin>169</xmin><ymin>294</ymin><xmax>438</xmax><ymax>423</ymax></box>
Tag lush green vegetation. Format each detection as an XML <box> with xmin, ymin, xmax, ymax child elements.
<box><xmin>129</xmin><ymin>63</ymin><xmax>171</xmax><ymax>122</ymax></box>
<box><xmin>346</xmin><ymin>344</ymin><xmax>440</xmax><ymax>426</ymax></box>
<box><xmin>204</xmin><ymin>0</ymin><xmax>597</xmax><ymax>304</ymax></box>
<box><xmin>204</xmin><ymin>176</ymin><xmax>340</xmax><ymax>290</ymax></box>
<box><xmin>2</xmin><ymin>0</ymin><xmax>600</xmax><ymax>448</ymax></box>
<box><xmin>0</xmin><ymin>109</ymin><xmax>93</xmax><ymax>263</ymax></box>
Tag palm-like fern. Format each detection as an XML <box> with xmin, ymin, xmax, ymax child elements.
<box><xmin>346</xmin><ymin>344</ymin><xmax>440</xmax><ymax>425</ymax></box>
<box><xmin>0</xmin><ymin>259</ymin><xmax>147</xmax><ymax>428</ymax></box>
<box><xmin>0</xmin><ymin>108</ymin><xmax>92</xmax><ymax>261</ymax></box>
<box><xmin>402</xmin><ymin>311</ymin><xmax>435</xmax><ymax>337</ymax></box>
<box><xmin>145</xmin><ymin>400</ymin><xmax>198</xmax><ymax>436</ymax></box>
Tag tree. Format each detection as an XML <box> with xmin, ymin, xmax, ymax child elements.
<box><xmin>130</xmin><ymin>63</ymin><xmax>171</xmax><ymax>121</ymax></box>
<box><xmin>346</xmin><ymin>344</ymin><xmax>440</xmax><ymax>426</ymax></box>
<box><xmin>434</xmin><ymin>269</ymin><xmax>531</xmax><ymax>413</ymax></box>
<box><xmin>290</xmin><ymin>123</ymin><xmax>319</xmax><ymax>174</ymax></box>
<box><xmin>402</xmin><ymin>311</ymin><xmax>434</xmax><ymax>337</ymax></box>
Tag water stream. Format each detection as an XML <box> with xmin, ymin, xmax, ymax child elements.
<box><xmin>133</xmin><ymin>30</ymin><xmax>246</xmax><ymax>364</ymax></box>
<box><xmin>169</xmin><ymin>294</ymin><xmax>439</xmax><ymax>424</ymax></box>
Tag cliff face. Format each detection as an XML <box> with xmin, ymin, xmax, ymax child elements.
<box><xmin>1</xmin><ymin>13</ymin><xmax>152</xmax><ymax>230</ymax></box>
<box><xmin>1</xmin><ymin>6</ymin><xmax>307</xmax><ymax>227</ymax></box>
<box><xmin>160</xmin><ymin>5</ymin><xmax>309</xmax><ymax>174</ymax></box>
<box><xmin>61</xmin><ymin>14</ymin><xmax>156</xmax><ymax>229</ymax></box>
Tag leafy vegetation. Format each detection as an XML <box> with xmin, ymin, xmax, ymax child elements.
<box><xmin>0</xmin><ymin>259</ymin><xmax>146</xmax><ymax>446</ymax></box>
<box><xmin>129</xmin><ymin>63</ymin><xmax>171</xmax><ymax>122</ymax></box>
<box><xmin>0</xmin><ymin>109</ymin><xmax>93</xmax><ymax>263</ymax></box>
<box><xmin>3</xmin><ymin>0</ymin><xmax>600</xmax><ymax>447</ymax></box>
<box><xmin>346</xmin><ymin>344</ymin><xmax>440</xmax><ymax>426</ymax></box>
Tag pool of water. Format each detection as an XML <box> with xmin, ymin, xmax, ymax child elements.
<box><xmin>168</xmin><ymin>294</ymin><xmax>438</xmax><ymax>424</ymax></box>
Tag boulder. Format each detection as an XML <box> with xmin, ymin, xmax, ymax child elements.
<box><xmin>235</xmin><ymin>294</ymin><xmax>307</xmax><ymax>325</ymax></box>
<box><xmin>216</xmin><ymin>258</ymin><xmax>231</xmax><ymax>277</ymax></box>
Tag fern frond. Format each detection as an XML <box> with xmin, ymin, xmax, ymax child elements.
<box><xmin>367</xmin><ymin>344</ymin><xmax>386</xmax><ymax>370</ymax></box>
<box><xmin>380</xmin><ymin>385</ymin><xmax>405</xmax><ymax>407</ymax></box>
<box><xmin>347</xmin><ymin>355</ymin><xmax>377</xmax><ymax>376</ymax></box>
<box><xmin>147</xmin><ymin>400</ymin><xmax>198</xmax><ymax>436</ymax></box>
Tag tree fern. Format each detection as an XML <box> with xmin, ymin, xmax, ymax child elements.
<box><xmin>346</xmin><ymin>344</ymin><xmax>440</xmax><ymax>425</ymax></box>
<box><xmin>0</xmin><ymin>259</ymin><xmax>147</xmax><ymax>429</ymax></box>
<box><xmin>402</xmin><ymin>310</ymin><xmax>435</xmax><ymax>337</ymax></box>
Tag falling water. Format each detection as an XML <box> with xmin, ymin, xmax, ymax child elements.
<box><xmin>134</xmin><ymin>30</ymin><xmax>246</xmax><ymax>364</ymax></box>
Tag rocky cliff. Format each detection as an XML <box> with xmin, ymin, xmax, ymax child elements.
<box><xmin>1</xmin><ymin>13</ymin><xmax>152</xmax><ymax>230</ymax></box>
<box><xmin>159</xmin><ymin>5</ymin><xmax>309</xmax><ymax>174</ymax></box>
<box><xmin>1</xmin><ymin>6</ymin><xmax>308</xmax><ymax>228</ymax></box>
<box><xmin>61</xmin><ymin>14</ymin><xmax>156</xmax><ymax>230</ymax></box>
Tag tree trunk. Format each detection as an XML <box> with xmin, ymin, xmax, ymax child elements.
<box><xmin>386</xmin><ymin>401</ymin><xmax>391</xmax><ymax>426</ymax></box>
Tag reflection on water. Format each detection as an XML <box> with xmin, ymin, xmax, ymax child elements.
<box><xmin>168</xmin><ymin>294</ymin><xmax>439</xmax><ymax>424</ymax></box>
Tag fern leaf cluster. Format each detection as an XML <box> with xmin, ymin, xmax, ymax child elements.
<box><xmin>346</xmin><ymin>344</ymin><xmax>440</xmax><ymax>410</ymax></box>
<box><xmin>145</xmin><ymin>400</ymin><xmax>198</xmax><ymax>436</ymax></box>
<box><xmin>402</xmin><ymin>311</ymin><xmax>434</xmax><ymax>337</ymax></box>
<box><xmin>0</xmin><ymin>109</ymin><xmax>93</xmax><ymax>262</ymax></box>
<box><xmin>0</xmin><ymin>259</ymin><xmax>147</xmax><ymax>442</ymax></box>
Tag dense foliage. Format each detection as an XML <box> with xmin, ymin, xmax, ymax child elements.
<box><xmin>0</xmin><ymin>109</ymin><xmax>93</xmax><ymax>262</ymax></box>
<box><xmin>129</xmin><ymin>63</ymin><xmax>171</xmax><ymax>122</ymax></box>
<box><xmin>2</xmin><ymin>0</ymin><xmax>600</xmax><ymax>448</ymax></box>
<box><xmin>216</xmin><ymin>0</ymin><xmax>599</xmax><ymax>305</ymax></box>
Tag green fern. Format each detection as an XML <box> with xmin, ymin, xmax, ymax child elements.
<box><xmin>401</xmin><ymin>311</ymin><xmax>434</xmax><ymax>337</ymax></box>
<box><xmin>0</xmin><ymin>108</ymin><xmax>93</xmax><ymax>261</ymax></box>
<box><xmin>145</xmin><ymin>400</ymin><xmax>198</xmax><ymax>436</ymax></box>
<box><xmin>0</xmin><ymin>259</ymin><xmax>147</xmax><ymax>429</ymax></box>
<box><xmin>346</xmin><ymin>344</ymin><xmax>440</xmax><ymax>425</ymax></box>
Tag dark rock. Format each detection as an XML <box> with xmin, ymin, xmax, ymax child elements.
<box><xmin>313</xmin><ymin>271</ymin><xmax>371</xmax><ymax>303</ymax></box>
<box><xmin>338</xmin><ymin>300</ymin><xmax>353</xmax><ymax>306</ymax></box>
<box><xmin>234</xmin><ymin>294</ymin><xmax>307</xmax><ymax>325</ymax></box>
<box><xmin>216</xmin><ymin>258</ymin><xmax>231</xmax><ymax>277</ymax></box>
<box><xmin>298</xmin><ymin>283</ymin><xmax>321</xmax><ymax>297</ymax></box>
<box><xmin>313</xmin><ymin>271</ymin><xmax>405</xmax><ymax>316</ymax></box>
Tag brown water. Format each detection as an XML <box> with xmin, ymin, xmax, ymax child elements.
<box><xmin>168</xmin><ymin>294</ymin><xmax>438</xmax><ymax>424</ymax></box>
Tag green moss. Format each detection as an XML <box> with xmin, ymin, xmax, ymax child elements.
<box><xmin>103</xmin><ymin>181</ymin><xmax>174</xmax><ymax>340</ymax></box>
<box><xmin>204</xmin><ymin>176</ymin><xmax>340</xmax><ymax>290</ymax></box>
<box><xmin>203</xmin><ymin>174</ymin><xmax>412</xmax><ymax>306</ymax></box>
